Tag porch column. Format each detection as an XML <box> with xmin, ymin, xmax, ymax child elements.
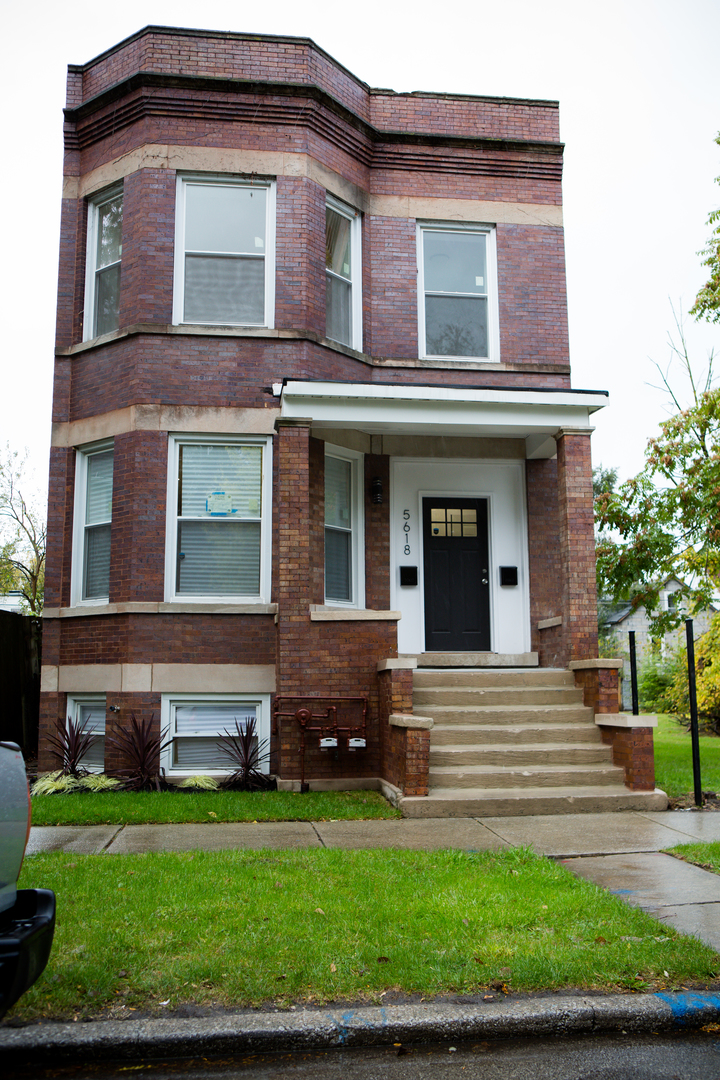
<box><xmin>273</xmin><ymin>417</ymin><xmax>314</xmax><ymax>698</ymax></box>
<box><xmin>555</xmin><ymin>428</ymin><xmax>598</xmax><ymax>662</ymax></box>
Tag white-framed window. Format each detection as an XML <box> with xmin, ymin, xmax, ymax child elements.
<box><xmin>173</xmin><ymin>175</ymin><xmax>276</xmax><ymax>327</ymax></box>
<box><xmin>417</xmin><ymin>223</ymin><xmax>499</xmax><ymax>361</ymax></box>
<box><xmin>83</xmin><ymin>187</ymin><xmax>123</xmax><ymax>341</ymax></box>
<box><xmin>324</xmin><ymin>444</ymin><xmax>365</xmax><ymax>607</ymax></box>
<box><xmin>325</xmin><ymin>196</ymin><xmax>362</xmax><ymax>350</ymax></box>
<box><xmin>67</xmin><ymin>695</ymin><xmax>106</xmax><ymax>771</ymax></box>
<box><xmin>165</xmin><ymin>434</ymin><xmax>272</xmax><ymax>603</ymax></box>
<box><xmin>160</xmin><ymin>694</ymin><xmax>271</xmax><ymax>775</ymax></box>
<box><xmin>71</xmin><ymin>442</ymin><xmax>114</xmax><ymax>605</ymax></box>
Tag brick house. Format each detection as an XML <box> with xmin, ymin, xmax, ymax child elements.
<box><xmin>40</xmin><ymin>26</ymin><xmax>664</xmax><ymax>812</ymax></box>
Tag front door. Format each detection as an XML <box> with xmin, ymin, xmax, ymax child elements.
<box><xmin>422</xmin><ymin>497</ymin><xmax>490</xmax><ymax>651</ymax></box>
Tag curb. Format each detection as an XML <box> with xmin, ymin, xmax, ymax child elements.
<box><xmin>3</xmin><ymin>992</ymin><xmax>720</xmax><ymax>1065</ymax></box>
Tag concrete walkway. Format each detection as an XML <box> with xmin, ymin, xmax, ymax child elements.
<box><xmin>28</xmin><ymin>810</ymin><xmax>720</xmax><ymax>951</ymax></box>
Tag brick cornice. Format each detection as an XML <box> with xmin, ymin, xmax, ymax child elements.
<box><xmin>63</xmin><ymin>72</ymin><xmax>564</xmax><ymax>184</ymax></box>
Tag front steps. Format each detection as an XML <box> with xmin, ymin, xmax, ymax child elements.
<box><xmin>399</xmin><ymin>667</ymin><xmax>667</xmax><ymax>817</ymax></box>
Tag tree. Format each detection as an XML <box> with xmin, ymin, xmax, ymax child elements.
<box><xmin>690</xmin><ymin>131</ymin><xmax>720</xmax><ymax>325</ymax></box>
<box><xmin>595</xmin><ymin>327</ymin><xmax>718</xmax><ymax>636</ymax></box>
<box><xmin>0</xmin><ymin>446</ymin><xmax>46</xmax><ymax>615</ymax></box>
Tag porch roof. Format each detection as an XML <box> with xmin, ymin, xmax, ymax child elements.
<box><xmin>275</xmin><ymin>380</ymin><xmax>608</xmax><ymax>458</ymax></box>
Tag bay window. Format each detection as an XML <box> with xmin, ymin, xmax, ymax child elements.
<box><xmin>166</xmin><ymin>435</ymin><xmax>272</xmax><ymax>602</ymax></box>
<box><xmin>84</xmin><ymin>188</ymin><xmax>123</xmax><ymax>340</ymax></box>
<box><xmin>325</xmin><ymin>197</ymin><xmax>362</xmax><ymax>350</ymax></box>
<box><xmin>173</xmin><ymin>176</ymin><xmax>275</xmax><ymax>327</ymax></box>
<box><xmin>72</xmin><ymin>443</ymin><xmax>114</xmax><ymax>605</ymax></box>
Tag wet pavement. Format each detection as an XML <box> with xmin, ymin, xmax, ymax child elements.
<box><xmin>28</xmin><ymin>809</ymin><xmax>720</xmax><ymax>951</ymax></box>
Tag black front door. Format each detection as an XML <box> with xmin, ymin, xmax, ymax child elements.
<box><xmin>422</xmin><ymin>497</ymin><xmax>490</xmax><ymax>652</ymax></box>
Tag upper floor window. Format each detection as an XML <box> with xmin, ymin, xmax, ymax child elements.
<box><xmin>325</xmin><ymin>197</ymin><xmax>362</xmax><ymax>351</ymax></box>
<box><xmin>324</xmin><ymin>445</ymin><xmax>364</xmax><ymax>607</ymax></box>
<box><xmin>72</xmin><ymin>443</ymin><xmax>114</xmax><ymax>605</ymax></box>
<box><xmin>165</xmin><ymin>434</ymin><xmax>272</xmax><ymax>603</ymax></box>
<box><xmin>173</xmin><ymin>177</ymin><xmax>276</xmax><ymax>328</ymax></box>
<box><xmin>84</xmin><ymin>189</ymin><xmax>122</xmax><ymax>341</ymax></box>
<box><xmin>417</xmin><ymin>224</ymin><xmax>498</xmax><ymax>361</ymax></box>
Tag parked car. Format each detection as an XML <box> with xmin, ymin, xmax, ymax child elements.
<box><xmin>0</xmin><ymin>742</ymin><xmax>55</xmax><ymax>1018</ymax></box>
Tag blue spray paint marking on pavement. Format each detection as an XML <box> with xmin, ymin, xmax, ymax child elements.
<box><xmin>331</xmin><ymin>1008</ymin><xmax>388</xmax><ymax>1044</ymax></box>
<box><xmin>655</xmin><ymin>991</ymin><xmax>720</xmax><ymax>1025</ymax></box>
<box><xmin>610</xmin><ymin>889</ymin><xmax>634</xmax><ymax>895</ymax></box>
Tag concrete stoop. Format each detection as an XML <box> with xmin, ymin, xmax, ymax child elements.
<box><xmin>399</xmin><ymin>667</ymin><xmax>666</xmax><ymax>817</ymax></box>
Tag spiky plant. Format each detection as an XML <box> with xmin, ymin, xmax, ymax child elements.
<box><xmin>178</xmin><ymin>775</ymin><xmax>220</xmax><ymax>791</ymax></box>
<box><xmin>77</xmin><ymin>773</ymin><xmax>122</xmax><ymax>792</ymax></box>
<box><xmin>216</xmin><ymin>716</ymin><xmax>274</xmax><ymax>791</ymax></box>
<box><xmin>31</xmin><ymin>772</ymin><xmax>80</xmax><ymax>795</ymax></box>
<box><xmin>45</xmin><ymin>716</ymin><xmax>97</xmax><ymax>777</ymax></box>
<box><xmin>106</xmin><ymin>713</ymin><xmax>173</xmax><ymax>791</ymax></box>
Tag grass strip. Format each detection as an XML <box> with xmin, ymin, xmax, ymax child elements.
<box><xmin>653</xmin><ymin>713</ymin><xmax>720</xmax><ymax>798</ymax></box>
<box><xmin>9</xmin><ymin>847</ymin><xmax>717</xmax><ymax>1023</ymax></box>
<box><xmin>30</xmin><ymin>789</ymin><xmax>400</xmax><ymax>826</ymax></box>
<box><xmin>664</xmin><ymin>841</ymin><xmax>720</xmax><ymax>875</ymax></box>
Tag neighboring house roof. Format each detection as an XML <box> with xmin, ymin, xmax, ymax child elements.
<box><xmin>600</xmin><ymin>577</ymin><xmax>717</xmax><ymax>629</ymax></box>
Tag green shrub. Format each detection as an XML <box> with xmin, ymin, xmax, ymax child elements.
<box><xmin>666</xmin><ymin>612</ymin><xmax>720</xmax><ymax>734</ymax></box>
<box><xmin>76</xmin><ymin>774</ymin><xmax>122</xmax><ymax>792</ymax></box>
<box><xmin>638</xmin><ymin>650</ymin><xmax>679</xmax><ymax>712</ymax></box>
<box><xmin>178</xmin><ymin>775</ymin><xmax>220</xmax><ymax>791</ymax></box>
<box><xmin>31</xmin><ymin>772</ymin><xmax>80</xmax><ymax>796</ymax></box>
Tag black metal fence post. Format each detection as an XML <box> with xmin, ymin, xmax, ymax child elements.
<box><xmin>686</xmin><ymin>618</ymin><xmax>703</xmax><ymax>806</ymax></box>
<box><xmin>629</xmin><ymin>631</ymin><xmax>639</xmax><ymax>716</ymax></box>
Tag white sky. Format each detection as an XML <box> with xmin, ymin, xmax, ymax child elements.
<box><xmin>2</xmin><ymin>0</ymin><xmax>718</xmax><ymax>495</ymax></box>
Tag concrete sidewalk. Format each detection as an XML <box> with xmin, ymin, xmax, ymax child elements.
<box><xmin>28</xmin><ymin>809</ymin><xmax>720</xmax><ymax>952</ymax></box>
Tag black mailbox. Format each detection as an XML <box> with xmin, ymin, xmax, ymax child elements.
<box><xmin>400</xmin><ymin>566</ymin><xmax>418</xmax><ymax>587</ymax></box>
<box><xmin>500</xmin><ymin>566</ymin><xmax>518</xmax><ymax>586</ymax></box>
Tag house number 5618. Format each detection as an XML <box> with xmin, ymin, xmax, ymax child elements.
<box><xmin>403</xmin><ymin>509</ymin><xmax>411</xmax><ymax>555</ymax></box>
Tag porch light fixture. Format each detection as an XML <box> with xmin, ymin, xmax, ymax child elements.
<box><xmin>371</xmin><ymin>477</ymin><xmax>383</xmax><ymax>504</ymax></box>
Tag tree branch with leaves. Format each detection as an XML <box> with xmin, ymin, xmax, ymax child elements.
<box><xmin>0</xmin><ymin>445</ymin><xmax>46</xmax><ymax>615</ymax></box>
<box><xmin>690</xmin><ymin>131</ymin><xmax>720</xmax><ymax>325</ymax></box>
<box><xmin>595</xmin><ymin>323</ymin><xmax>719</xmax><ymax>636</ymax></box>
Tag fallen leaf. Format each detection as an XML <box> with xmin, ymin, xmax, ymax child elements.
<box><xmin>276</xmin><ymin>975</ymin><xmax>287</xmax><ymax>982</ymax></box>
<box><xmin>473</xmin><ymin>957</ymin><xmax>484</xmax><ymax>964</ymax></box>
<box><xmin>595</xmin><ymin>936</ymin><xmax>607</xmax><ymax>944</ymax></box>
<box><xmin>315</xmin><ymin>907</ymin><xmax>326</xmax><ymax>915</ymax></box>
<box><xmin>483</xmin><ymin>995</ymin><xmax>494</xmax><ymax>1000</ymax></box>
<box><xmin>462</xmin><ymin>918</ymin><xmax>469</xmax><ymax>925</ymax></box>
<box><xmin>330</xmin><ymin>963</ymin><xmax>337</xmax><ymax>972</ymax></box>
<box><xmin>377</xmin><ymin>956</ymin><xmax>390</xmax><ymax>963</ymax></box>
<box><xmin>207</xmin><ymin>811</ymin><xmax>217</xmax><ymax>818</ymax></box>
<box><xmin>159</xmin><ymin>1000</ymin><xmax>170</xmax><ymax>1006</ymax></box>
<box><xmin>396</xmin><ymin>1046</ymin><xmax>411</xmax><ymax>1056</ymax></box>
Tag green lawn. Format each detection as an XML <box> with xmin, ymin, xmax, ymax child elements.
<box><xmin>665</xmin><ymin>842</ymin><xmax>720</xmax><ymax>875</ymax></box>
<box><xmin>8</xmin><ymin>847</ymin><xmax>717</xmax><ymax>1023</ymax></box>
<box><xmin>653</xmin><ymin>713</ymin><xmax>720</xmax><ymax>798</ymax></box>
<box><xmin>30</xmin><ymin>789</ymin><xmax>401</xmax><ymax>826</ymax></box>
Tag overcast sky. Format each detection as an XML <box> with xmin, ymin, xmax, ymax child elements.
<box><xmin>2</xmin><ymin>0</ymin><xmax>718</xmax><ymax>497</ymax></box>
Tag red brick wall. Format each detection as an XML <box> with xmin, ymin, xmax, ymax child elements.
<box><xmin>526</xmin><ymin>457</ymin><xmax>564</xmax><ymax>666</ymax></box>
<box><xmin>497</xmin><ymin>225</ymin><xmax>569</xmax><ymax>367</ymax></box>
<box><xmin>275</xmin><ymin>177</ymin><xmax>326</xmax><ymax>337</ymax></box>
<box><xmin>556</xmin><ymin>433</ymin><xmax>599</xmax><ymax>662</ymax></box>
<box><xmin>364</xmin><ymin>454</ymin><xmax>390</xmax><ymax>610</ymax></box>
<box><xmin>51</xmin><ymin>613</ymin><xmax>276</xmax><ymax>666</ymax></box>
<box><xmin>598</xmin><ymin>726</ymin><xmax>655</xmax><ymax>792</ymax></box>
<box><xmin>110</xmin><ymin>431</ymin><xmax>167</xmax><ymax>603</ymax></box>
<box><xmin>45</xmin><ymin>447</ymin><xmax>75</xmax><ymax>610</ymax></box>
<box><xmin>364</xmin><ymin>216</ymin><xmax>418</xmax><ymax>358</ymax></box>
<box><xmin>574</xmin><ymin>667</ymin><xmax>621</xmax><ymax>714</ymax></box>
<box><xmin>121</xmin><ymin>169</ymin><xmax>175</xmax><ymax>327</ymax></box>
<box><xmin>55</xmin><ymin>198</ymin><xmax>86</xmax><ymax>350</ymax></box>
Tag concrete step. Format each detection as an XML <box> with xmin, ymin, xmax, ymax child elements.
<box><xmin>431</xmin><ymin>723</ymin><xmax>603</xmax><ymax>746</ymax></box>
<box><xmin>413</xmin><ymin>686</ymin><xmax>584</xmax><ymax>707</ymax></box>
<box><xmin>427</xmin><ymin>763</ymin><xmax>626</xmax><ymax>790</ymax></box>
<box><xmin>419</xmin><ymin>704</ymin><xmax>594</xmax><ymax>726</ymax></box>
<box><xmin>429</xmin><ymin>743</ymin><xmax>613</xmax><ymax>768</ymax></box>
<box><xmin>408</xmin><ymin>652</ymin><xmax>538</xmax><ymax>668</ymax></box>
<box><xmin>399</xmin><ymin>786</ymin><xmax>669</xmax><ymax>818</ymax></box>
<box><xmin>413</xmin><ymin>668</ymin><xmax>574</xmax><ymax>688</ymax></box>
